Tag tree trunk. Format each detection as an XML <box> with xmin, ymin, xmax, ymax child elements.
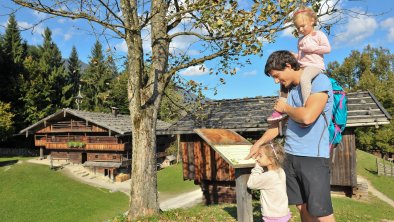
<box><xmin>128</xmin><ymin>106</ymin><xmax>159</xmax><ymax>220</ymax></box>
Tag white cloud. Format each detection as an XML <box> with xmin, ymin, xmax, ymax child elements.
<box><xmin>64</xmin><ymin>32</ymin><xmax>72</xmax><ymax>41</ymax></box>
<box><xmin>179</xmin><ymin>64</ymin><xmax>209</xmax><ymax>76</ymax></box>
<box><xmin>17</xmin><ymin>21</ymin><xmax>45</xmax><ymax>35</ymax></box>
<box><xmin>281</xmin><ymin>25</ymin><xmax>295</xmax><ymax>37</ymax></box>
<box><xmin>333</xmin><ymin>14</ymin><xmax>378</xmax><ymax>46</ymax></box>
<box><xmin>381</xmin><ymin>17</ymin><xmax>394</xmax><ymax>42</ymax></box>
<box><xmin>32</xmin><ymin>11</ymin><xmax>48</xmax><ymax>20</ymax></box>
<box><xmin>242</xmin><ymin>70</ymin><xmax>257</xmax><ymax>76</ymax></box>
<box><xmin>58</xmin><ymin>18</ymin><xmax>67</xmax><ymax>24</ymax></box>
<box><xmin>115</xmin><ymin>40</ymin><xmax>128</xmax><ymax>53</ymax></box>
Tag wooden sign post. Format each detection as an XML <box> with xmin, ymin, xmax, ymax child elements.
<box><xmin>194</xmin><ymin>129</ymin><xmax>255</xmax><ymax>222</ymax></box>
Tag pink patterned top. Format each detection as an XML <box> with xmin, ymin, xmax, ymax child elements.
<box><xmin>297</xmin><ymin>30</ymin><xmax>331</xmax><ymax>70</ymax></box>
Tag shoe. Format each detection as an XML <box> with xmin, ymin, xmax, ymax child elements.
<box><xmin>267</xmin><ymin>111</ymin><xmax>286</xmax><ymax>122</ymax></box>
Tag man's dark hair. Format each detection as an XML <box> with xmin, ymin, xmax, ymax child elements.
<box><xmin>264</xmin><ymin>50</ymin><xmax>301</xmax><ymax>76</ymax></box>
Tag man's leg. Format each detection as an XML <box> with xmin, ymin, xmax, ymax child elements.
<box><xmin>296</xmin><ymin>204</ymin><xmax>335</xmax><ymax>222</ymax></box>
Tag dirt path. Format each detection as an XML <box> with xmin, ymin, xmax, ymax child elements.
<box><xmin>27</xmin><ymin>158</ymin><xmax>202</xmax><ymax>210</ymax></box>
<box><xmin>357</xmin><ymin>175</ymin><xmax>394</xmax><ymax>208</ymax></box>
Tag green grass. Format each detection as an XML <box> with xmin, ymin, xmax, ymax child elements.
<box><xmin>127</xmin><ymin>195</ymin><xmax>394</xmax><ymax>222</ymax></box>
<box><xmin>0</xmin><ymin>158</ymin><xmax>128</xmax><ymax>222</ymax></box>
<box><xmin>356</xmin><ymin>149</ymin><xmax>394</xmax><ymax>200</ymax></box>
<box><xmin>126</xmin><ymin>149</ymin><xmax>394</xmax><ymax>222</ymax></box>
<box><xmin>157</xmin><ymin>163</ymin><xmax>198</xmax><ymax>195</ymax></box>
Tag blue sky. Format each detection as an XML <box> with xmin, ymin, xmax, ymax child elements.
<box><xmin>0</xmin><ymin>0</ymin><xmax>393</xmax><ymax>100</ymax></box>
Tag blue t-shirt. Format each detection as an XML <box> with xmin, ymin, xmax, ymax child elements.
<box><xmin>284</xmin><ymin>74</ymin><xmax>333</xmax><ymax>158</ymax></box>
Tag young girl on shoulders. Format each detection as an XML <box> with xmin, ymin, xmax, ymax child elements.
<box><xmin>267</xmin><ymin>6</ymin><xmax>331</xmax><ymax>122</ymax></box>
<box><xmin>247</xmin><ymin>142</ymin><xmax>291</xmax><ymax>222</ymax></box>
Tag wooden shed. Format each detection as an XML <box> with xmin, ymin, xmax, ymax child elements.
<box><xmin>19</xmin><ymin>108</ymin><xmax>172</xmax><ymax>180</ymax></box>
<box><xmin>166</xmin><ymin>91</ymin><xmax>392</xmax><ymax>203</ymax></box>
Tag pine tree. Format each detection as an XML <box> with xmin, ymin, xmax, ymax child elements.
<box><xmin>81</xmin><ymin>41</ymin><xmax>114</xmax><ymax>112</ymax></box>
<box><xmin>1</xmin><ymin>14</ymin><xmax>27</xmax><ymax>131</ymax></box>
<box><xmin>39</xmin><ymin>28</ymin><xmax>67</xmax><ymax>110</ymax></box>
<box><xmin>19</xmin><ymin>50</ymin><xmax>53</xmax><ymax>124</ymax></box>
<box><xmin>64</xmin><ymin>46</ymin><xmax>82</xmax><ymax>109</ymax></box>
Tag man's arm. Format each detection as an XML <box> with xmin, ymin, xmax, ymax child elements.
<box><xmin>245</xmin><ymin>121</ymin><xmax>281</xmax><ymax>160</ymax></box>
<box><xmin>276</xmin><ymin>92</ymin><xmax>328</xmax><ymax>125</ymax></box>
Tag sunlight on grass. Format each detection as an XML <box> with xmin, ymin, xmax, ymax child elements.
<box><xmin>356</xmin><ymin>149</ymin><xmax>394</xmax><ymax>200</ymax></box>
<box><xmin>157</xmin><ymin>163</ymin><xmax>199</xmax><ymax>194</ymax></box>
<box><xmin>0</xmin><ymin>158</ymin><xmax>128</xmax><ymax>222</ymax></box>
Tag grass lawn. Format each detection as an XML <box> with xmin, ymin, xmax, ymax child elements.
<box><xmin>129</xmin><ymin>194</ymin><xmax>394</xmax><ymax>222</ymax></box>
<box><xmin>157</xmin><ymin>163</ymin><xmax>198</xmax><ymax>195</ymax></box>
<box><xmin>356</xmin><ymin>149</ymin><xmax>394</xmax><ymax>200</ymax></box>
<box><xmin>126</xmin><ymin>149</ymin><xmax>394</xmax><ymax>222</ymax></box>
<box><xmin>0</xmin><ymin>158</ymin><xmax>128</xmax><ymax>222</ymax></box>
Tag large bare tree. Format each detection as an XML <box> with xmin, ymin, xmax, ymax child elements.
<box><xmin>10</xmin><ymin>0</ymin><xmax>342</xmax><ymax>220</ymax></box>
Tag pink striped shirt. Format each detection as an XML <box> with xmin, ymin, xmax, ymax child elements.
<box><xmin>297</xmin><ymin>30</ymin><xmax>331</xmax><ymax>70</ymax></box>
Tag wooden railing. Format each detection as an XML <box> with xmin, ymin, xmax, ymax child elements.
<box><xmin>45</xmin><ymin>142</ymin><xmax>127</xmax><ymax>151</ymax></box>
<box><xmin>46</xmin><ymin>136</ymin><xmax>118</xmax><ymax>144</ymax></box>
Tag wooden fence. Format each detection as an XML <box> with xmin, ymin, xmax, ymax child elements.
<box><xmin>376</xmin><ymin>158</ymin><xmax>394</xmax><ymax>177</ymax></box>
<box><xmin>0</xmin><ymin>148</ymin><xmax>39</xmax><ymax>157</ymax></box>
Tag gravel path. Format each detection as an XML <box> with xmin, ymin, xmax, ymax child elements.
<box><xmin>357</xmin><ymin>175</ymin><xmax>394</xmax><ymax>208</ymax></box>
<box><xmin>27</xmin><ymin>158</ymin><xmax>202</xmax><ymax>210</ymax></box>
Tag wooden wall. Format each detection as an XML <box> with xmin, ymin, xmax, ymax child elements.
<box><xmin>181</xmin><ymin>129</ymin><xmax>358</xmax><ymax>204</ymax></box>
<box><xmin>181</xmin><ymin>134</ymin><xmax>235</xmax><ymax>183</ymax></box>
<box><xmin>87</xmin><ymin>153</ymin><xmax>122</xmax><ymax>162</ymax></box>
<box><xmin>181</xmin><ymin>134</ymin><xmax>237</xmax><ymax>204</ymax></box>
<box><xmin>330</xmin><ymin>128</ymin><xmax>357</xmax><ymax>186</ymax></box>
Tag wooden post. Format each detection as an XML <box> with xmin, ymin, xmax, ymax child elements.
<box><xmin>176</xmin><ymin>134</ymin><xmax>180</xmax><ymax>163</ymax></box>
<box><xmin>235</xmin><ymin>168</ymin><xmax>253</xmax><ymax>222</ymax></box>
<box><xmin>39</xmin><ymin>147</ymin><xmax>44</xmax><ymax>160</ymax></box>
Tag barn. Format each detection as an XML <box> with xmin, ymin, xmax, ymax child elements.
<box><xmin>166</xmin><ymin>90</ymin><xmax>392</xmax><ymax>204</ymax></box>
<box><xmin>19</xmin><ymin>108</ymin><xmax>172</xmax><ymax>180</ymax></box>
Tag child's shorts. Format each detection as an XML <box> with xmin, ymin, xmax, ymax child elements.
<box><xmin>263</xmin><ymin>212</ymin><xmax>291</xmax><ymax>222</ymax></box>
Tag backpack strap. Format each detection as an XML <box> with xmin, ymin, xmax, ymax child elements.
<box><xmin>322</xmin><ymin>112</ymin><xmax>338</xmax><ymax>163</ymax></box>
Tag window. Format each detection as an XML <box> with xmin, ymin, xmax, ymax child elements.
<box><xmin>95</xmin><ymin>155</ymin><xmax>98</xmax><ymax>158</ymax></box>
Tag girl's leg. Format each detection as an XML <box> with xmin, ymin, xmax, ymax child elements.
<box><xmin>300</xmin><ymin>66</ymin><xmax>322</xmax><ymax>106</ymax></box>
<box><xmin>267</xmin><ymin>84</ymin><xmax>288</xmax><ymax>122</ymax></box>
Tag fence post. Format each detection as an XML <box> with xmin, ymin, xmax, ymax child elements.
<box><xmin>376</xmin><ymin>158</ymin><xmax>379</xmax><ymax>175</ymax></box>
<box><xmin>383</xmin><ymin>160</ymin><xmax>386</xmax><ymax>175</ymax></box>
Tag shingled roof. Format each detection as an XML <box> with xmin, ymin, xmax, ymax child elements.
<box><xmin>166</xmin><ymin>90</ymin><xmax>392</xmax><ymax>134</ymax></box>
<box><xmin>19</xmin><ymin>108</ymin><xmax>171</xmax><ymax>136</ymax></box>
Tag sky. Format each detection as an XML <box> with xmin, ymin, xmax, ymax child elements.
<box><xmin>0</xmin><ymin>0</ymin><xmax>393</xmax><ymax>100</ymax></box>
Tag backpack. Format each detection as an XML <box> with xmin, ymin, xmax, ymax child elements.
<box><xmin>323</xmin><ymin>78</ymin><xmax>348</xmax><ymax>147</ymax></box>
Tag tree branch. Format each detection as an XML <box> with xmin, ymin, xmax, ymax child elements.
<box><xmin>12</xmin><ymin>0</ymin><xmax>125</xmax><ymax>38</ymax></box>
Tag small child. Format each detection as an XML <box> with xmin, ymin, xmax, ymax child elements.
<box><xmin>247</xmin><ymin>142</ymin><xmax>291</xmax><ymax>222</ymax></box>
<box><xmin>267</xmin><ymin>6</ymin><xmax>331</xmax><ymax>122</ymax></box>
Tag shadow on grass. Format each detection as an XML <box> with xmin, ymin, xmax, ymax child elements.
<box><xmin>0</xmin><ymin>160</ymin><xmax>18</xmax><ymax>167</ymax></box>
<box><xmin>223</xmin><ymin>202</ymin><xmax>262</xmax><ymax>221</ymax></box>
<box><xmin>365</xmin><ymin>168</ymin><xmax>378</xmax><ymax>175</ymax></box>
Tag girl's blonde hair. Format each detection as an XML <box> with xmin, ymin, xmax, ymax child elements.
<box><xmin>261</xmin><ymin>141</ymin><xmax>285</xmax><ymax>167</ymax></box>
<box><xmin>292</xmin><ymin>6</ymin><xmax>318</xmax><ymax>26</ymax></box>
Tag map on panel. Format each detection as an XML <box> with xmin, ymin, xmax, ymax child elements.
<box><xmin>212</xmin><ymin>144</ymin><xmax>255</xmax><ymax>168</ymax></box>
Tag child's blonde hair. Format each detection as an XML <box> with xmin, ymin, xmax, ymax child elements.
<box><xmin>261</xmin><ymin>141</ymin><xmax>285</xmax><ymax>167</ymax></box>
<box><xmin>292</xmin><ymin>6</ymin><xmax>318</xmax><ymax>26</ymax></box>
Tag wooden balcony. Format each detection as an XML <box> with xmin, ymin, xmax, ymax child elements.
<box><xmin>45</xmin><ymin>142</ymin><xmax>127</xmax><ymax>151</ymax></box>
<box><xmin>35</xmin><ymin>139</ymin><xmax>47</xmax><ymax>146</ymax></box>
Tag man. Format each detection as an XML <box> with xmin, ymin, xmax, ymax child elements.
<box><xmin>246</xmin><ymin>50</ymin><xmax>335</xmax><ymax>222</ymax></box>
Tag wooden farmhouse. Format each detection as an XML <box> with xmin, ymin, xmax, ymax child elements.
<box><xmin>19</xmin><ymin>108</ymin><xmax>172</xmax><ymax>180</ymax></box>
<box><xmin>166</xmin><ymin>90</ymin><xmax>392</xmax><ymax>204</ymax></box>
